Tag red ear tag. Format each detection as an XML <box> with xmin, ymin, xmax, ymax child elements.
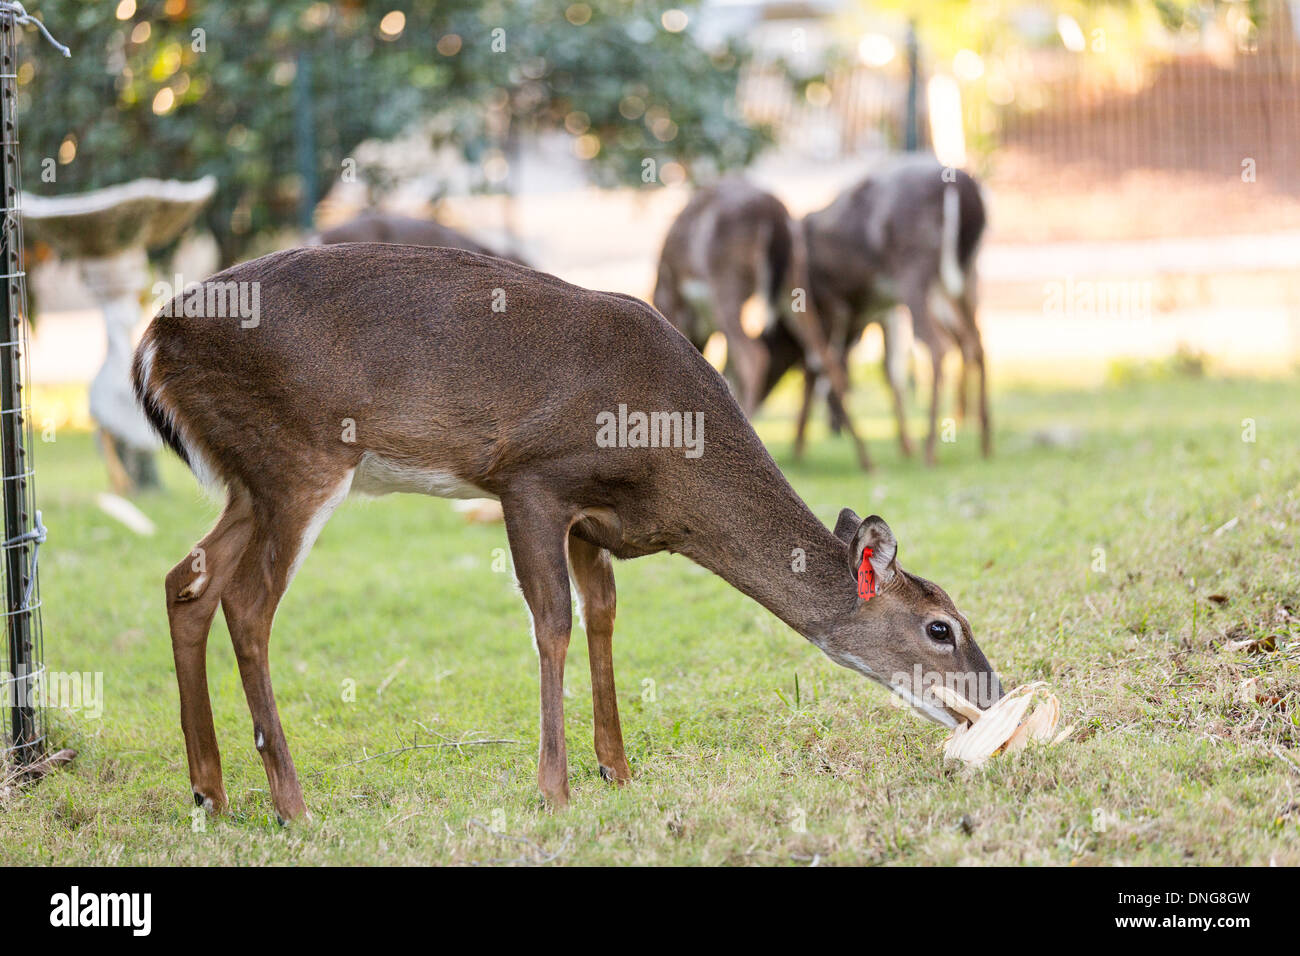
<box><xmin>857</xmin><ymin>547</ymin><xmax>876</xmax><ymax>601</ymax></box>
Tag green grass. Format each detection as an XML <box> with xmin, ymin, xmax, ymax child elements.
<box><xmin>2</xmin><ymin>372</ymin><xmax>1299</xmax><ymax>865</ymax></box>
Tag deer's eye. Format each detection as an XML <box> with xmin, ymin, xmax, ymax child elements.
<box><xmin>927</xmin><ymin>621</ymin><xmax>953</xmax><ymax>642</ymax></box>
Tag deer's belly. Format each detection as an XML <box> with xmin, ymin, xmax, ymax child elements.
<box><xmin>351</xmin><ymin>451</ymin><xmax>494</xmax><ymax>500</ymax></box>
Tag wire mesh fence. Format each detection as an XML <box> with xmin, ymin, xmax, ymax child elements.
<box><xmin>979</xmin><ymin>11</ymin><xmax>1300</xmax><ymax>239</ymax></box>
<box><xmin>739</xmin><ymin>58</ymin><xmax>919</xmax><ymax>158</ymax></box>
<box><xmin>995</xmin><ymin>45</ymin><xmax>1300</xmax><ymax>189</ymax></box>
<box><xmin>736</xmin><ymin>3</ymin><xmax>1300</xmax><ymax>239</ymax></box>
<box><xmin>0</xmin><ymin>3</ymin><xmax>53</xmax><ymax>773</ymax></box>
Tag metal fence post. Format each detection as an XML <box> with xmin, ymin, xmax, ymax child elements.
<box><xmin>0</xmin><ymin>3</ymin><xmax>60</xmax><ymax>770</ymax></box>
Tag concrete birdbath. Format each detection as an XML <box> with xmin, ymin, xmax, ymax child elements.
<box><xmin>22</xmin><ymin>176</ymin><xmax>216</xmax><ymax>492</ymax></box>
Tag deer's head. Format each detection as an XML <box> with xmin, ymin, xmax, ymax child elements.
<box><xmin>822</xmin><ymin>510</ymin><xmax>1003</xmax><ymax>726</ymax></box>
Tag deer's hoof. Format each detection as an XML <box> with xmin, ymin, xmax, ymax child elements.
<box><xmin>539</xmin><ymin>785</ymin><xmax>571</xmax><ymax>810</ymax></box>
<box><xmin>598</xmin><ymin>763</ymin><xmax>633</xmax><ymax>786</ymax></box>
<box><xmin>273</xmin><ymin>807</ymin><xmax>312</xmax><ymax>827</ymax></box>
<box><xmin>192</xmin><ymin>787</ymin><xmax>228</xmax><ymax>816</ymax></box>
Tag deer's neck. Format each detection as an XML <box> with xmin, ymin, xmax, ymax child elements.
<box><xmin>676</xmin><ymin>453</ymin><xmax>855</xmax><ymax>643</ymax></box>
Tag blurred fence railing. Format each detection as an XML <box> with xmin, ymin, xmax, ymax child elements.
<box><xmin>737</xmin><ymin>60</ymin><xmax>915</xmax><ymax>157</ymax></box>
<box><xmin>992</xmin><ymin>44</ymin><xmax>1300</xmax><ymax>195</ymax></box>
<box><xmin>737</xmin><ymin>17</ymin><xmax>1300</xmax><ymax>240</ymax></box>
<box><xmin>740</xmin><ymin>41</ymin><xmax>1298</xmax><ymax>176</ymax></box>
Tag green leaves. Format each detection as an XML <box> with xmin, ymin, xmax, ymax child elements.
<box><xmin>23</xmin><ymin>1</ymin><xmax>766</xmax><ymax>265</ymax></box>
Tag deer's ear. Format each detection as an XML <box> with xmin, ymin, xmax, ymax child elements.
<box><xmin>847</xmin><ymin>514</ymin><xmax>898</xmax><ymax>586</ymax></box>
<box><xmin>833</xmin><ymin>508</ymin><xmax>862</xmax><ymax>543</ymax></box>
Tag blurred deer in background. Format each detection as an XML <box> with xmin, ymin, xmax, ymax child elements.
<box><xmin>762</xmin><ymin>155</ymin><xmax>991</xmax><ymax>465</ymax></box>
<box><xmin>653</xmin><ymin>178</ymin><xmax>874</xmax><ymax>470</ymax></box>
<box><xmin>315</xmin><ymin>211</ymin><xmax>530</xmax><ymax>266</ymax></box>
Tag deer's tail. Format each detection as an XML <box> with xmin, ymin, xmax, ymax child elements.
<box><xmin>131</xmin><ymin>325</ymin><xmax>224</xmax><ymax>492</ymax></box>
<box><xmin>131</xmin><ymin>331</ymin><xmax>189</xmax><ymax>469</ymax></box>
<box><xmin>939</xmin><ymin>183</ymin><xmax>964</xmax><ymax>299</ymax></box>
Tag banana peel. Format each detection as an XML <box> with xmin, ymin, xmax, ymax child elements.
<box><xmin>934</xmin><ymin>682</ymin><xmax>1074</xmax><ymax>766</ymax></box>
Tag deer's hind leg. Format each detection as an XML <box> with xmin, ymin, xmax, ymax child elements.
<box><xmin>882</xmin><ymin>307</ymin><xmax>916</xmax><ymax>458</ymax></box>
<box><xmin>954</xmin><ymin>291</ymin><xmax>991</xmax><ymax>458</ymax></box>
<box><xmin>220</xmin><ymin>466</ymin><xmax>354</xmax><ymax>823</ymax></box>
<box><xmin>711</xmin><ymin>276</ymin><xmax>768</xmax><ymax>417</ymax></box>
<box><xmin>902</xmin><ymin>281</ymin><xmax>950</xmax><ymax>467</ymax></box>
<box><xmin>166</xmin><ymin>490</ymin><xmax>255</xmax><ymax>814</ymax></box>
<box><xmin>793</xmin><ymin>367</ymin><xmax>818</xmax><ymax>460</ymax></box>
<box><xmin>568</xmin><ymin>534</ymin><xmax>630</xmax><ymax>785</ymax></box>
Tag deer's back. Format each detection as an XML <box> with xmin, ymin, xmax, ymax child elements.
<box><xmin>659</xmin><ymin>178</ymin><xmax>790</xmax><ymax>281</ymax></box>
<box><xmin>806</xmin><ymin>156</ymin><xmax>985</xmax><ymax>308</ymax></box>
<box><xmin>138</xmin><ymin>243</ymin><xmax>746</xmax><ymax>503</ymax></box>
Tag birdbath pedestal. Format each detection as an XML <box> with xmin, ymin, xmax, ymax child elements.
<box><xmin>23</xmin><ymin>177</ymin><xmax>216</xmax><ymax>492</ymax></box>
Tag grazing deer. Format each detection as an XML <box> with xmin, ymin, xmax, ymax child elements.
<box><xmin>653</xmin><ymin>178</ymin><xmax>874</xmax><ymax>470</ymax></box>
<box><xmin>316</xmin><ymin>211</ymin><xmax>529</xmax><ymax>265</ymax></box>
<box><xmin>132</xmin><ymin>243</ymin><xmax>1002</xmax><ymax>819</ymax></box>
<box><xmin>775</xmin><ymin>155</ymin><xmax>990</xmax><ymax>464</ymax></box>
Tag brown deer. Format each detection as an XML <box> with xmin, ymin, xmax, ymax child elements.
<box><xmin>795</xmin><ymin>155</ymin><xmax>991</xmax><ymax>464</ymax></box>
<box><xmin>132</xmin><ymin>242</ymin><xmax>1003</xmax><ymax>820</ymax></box>
<box><xmin>653</xmin><ymin>178</ymin><xmax>874</xmax><ymax>470</ymax></box>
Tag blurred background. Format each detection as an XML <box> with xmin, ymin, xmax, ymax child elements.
<box><xmin>17</xmin><ymin>0</ymin><xmax>1300</xmax><ymax>435</ymax></box>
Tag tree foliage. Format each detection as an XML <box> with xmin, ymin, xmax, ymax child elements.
<box><xmin>20</xmin><ymin>0</ymin><xmax>766</xmax><ymax>264</ymax></box>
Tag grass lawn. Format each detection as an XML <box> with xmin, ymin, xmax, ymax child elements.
<box><xmin>2</xmin><ymin>370</ymin><xmax>1298</xmax><ymax>865</ymax></box>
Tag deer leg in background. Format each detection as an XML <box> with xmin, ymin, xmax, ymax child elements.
<box><xmin>824</xmin><ymin>383</ymin><xmax>850</xmax><ymax>439</ymax></box>
<box><xmin>902</xmin><ymin>283</ymin><xmax>950</xmax><ymax>467</ymax></box>
<box><xmin>783</xmin><ymin>303</ymin><xmax>873</xmax><ymax>470</ymax></box>
<box><xmin>165</xmin><ymin>490</ymin><xmax>255</xmax><ymax>815</ymax></box>
<box><xmin>954</xmin><ymin>287</ymin><xmax>992</xmax><ymax>458</ymax></box>
<box><xmin>926</xmin><ymin>289</ymin><xmax>967</xmax><ymax>425</ymax></box>
<box><xmin>826</xmin><ymin>380</ymin><xmax>848</xmax><ymax>434</ymax></box>
<box><xmin>882</xmin><ymin>307</ymin><xmax>915</xmax><ymax>458</ymax></box>
<box><xmin>568</xmin><ymin>534</ymin><xmax>630</xmax><ymax>785</ymax></box>
<box><xmin>822</xmin><ymin>296</ymin><xmax>852</xmax><ymax>436</ymax></box>
<box><xmin>503</xmin><ymin>488</ymin><xmax>576</xmax><ymax>807</ymax></box>
<box><xmin>793</xmin><ymin>287</ymin><xmax>842</xmax><ymax>458</ymax></box>
<box><xmin>710</xmin><ymin>278</ymin><xmax>768</xmax><ymax>417</ymax></box>
<box><xmin>955</xmin><ymin>346</ymin><xmax>971</xmax><ymax>424</ymax></box>
<box><xmin>793</xmin><ymin>366</ymin><xmax>818</xmax><ymax>458</ymax></box>
<box><xmin>932</xmin><ymin>291</ymin><xmax>972</xmax><ymax>426</ymax></box>
<box><xmin>787</xmin><ymin>231</ymin><xmax>872</xmax><ymax>471</ymax></box>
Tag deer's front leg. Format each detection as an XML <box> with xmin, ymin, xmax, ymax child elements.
<box><xmin>902</xmin><ymin>284</ymin><xmax>947</xmax><ymax>467</ymax></box>
<box><xmin>781</xmin><ymin>297</ymin><xmax>873</xmax><ymax>471</ymax></box>
<box><xmin>503</xmin><ymin>492</ymin><xmax>575</xmax><ymax>808</ymax></box>
<box><xmin>882</xmin><ymin>307</ymin><xmax>915</xmax><ymax>458</ymax></box>
<box><xmin>793</xmin><ymin>368</ymin><xmax>817</xmax><ymax>460</ymax></box>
